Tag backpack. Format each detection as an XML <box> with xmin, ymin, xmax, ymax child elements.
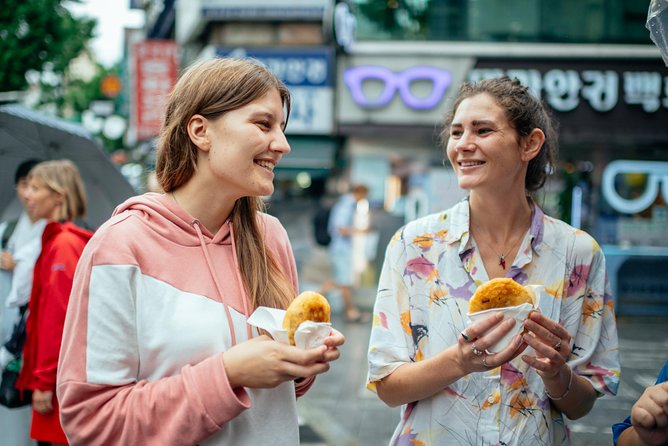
<box><xmin>313</xmin><ymin>204</ymin><xmax>332</xmax><ymax>247</ymax></box>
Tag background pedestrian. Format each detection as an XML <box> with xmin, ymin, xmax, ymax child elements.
<box><xmin>17</xmin><ymin>159</ymin><xmax>92</xmax><ymax>446</ymax></box>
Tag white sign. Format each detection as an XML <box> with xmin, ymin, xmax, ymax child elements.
<box><xmin>602</xmin><ymin>160</ymin><xmax>668</xmax><ymax>214</ymax></box>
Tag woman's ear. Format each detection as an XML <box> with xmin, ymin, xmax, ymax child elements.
<box><xmin>521</xmin><ymin>128</ymin><xmax>545</xmax><ymax>162</ymax></box>
<box><xmin>186</xmin><ymin>114</ymin><xmax>211</xmax><ymax>152</ymax></box>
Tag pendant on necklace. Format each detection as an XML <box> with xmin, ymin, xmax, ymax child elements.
<box><xmin>499</xmin><ymin>255</ymin><xmax>506</xmax><ymax>270</ymax></box>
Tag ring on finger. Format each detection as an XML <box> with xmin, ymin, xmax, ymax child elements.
<box><xmin>472</xmin><ymin>343</ymin><xmax>483</xmax><ymax>356</ymax></box>
<box><xmin>482</xmin><ymin>356</ymin><xmax>491</xmax><ymax>367</ymax></box>
<box><xmin>460</xmin><ymin>331</ymin><xmax>470</xmax><ymax>342</ymax></box>
<box><xmin>553</xmin><ymin>339</ymin><xmax>562</xmax><ymax>351</ymax></box>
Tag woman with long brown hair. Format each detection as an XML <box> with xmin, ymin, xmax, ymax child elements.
<box><xmin>56</xmin><ymin>58</ymin><xmax>344</xmax><ymax>445</ymax></box>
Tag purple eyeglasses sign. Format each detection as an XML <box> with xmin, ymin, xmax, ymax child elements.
<box><xmin>343</xmin><ymin>65</ymin><xmax>453</xmax><ymax>110</ymax></box>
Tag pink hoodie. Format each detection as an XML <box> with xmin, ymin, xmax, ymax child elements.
<box><xmin>57</xmin><ymin>193</ymin><xmax>313</xmax><ymax>445</ymax></box>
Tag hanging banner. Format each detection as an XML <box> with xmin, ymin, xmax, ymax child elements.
<box><xmin>131</xmin><ymin>40</ymin><xmax>178</xmax><ymax>142</ymax></box>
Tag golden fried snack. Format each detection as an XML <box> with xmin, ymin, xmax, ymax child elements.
<box><xmin>283</xmin><ymin>291</ymin><xmax>331</xmax><ymax>346</ymax></box>
<box><xmin>468</xmin><ymin>278</ymin><xmax>534</xmax><ymax>314</ymax></box>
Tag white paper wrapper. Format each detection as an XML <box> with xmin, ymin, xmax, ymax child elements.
<box><xmin>247</xmin><ymin>306</ymin><xmax>332</xmax><ymax>349</ymax></box>
<box><xmin>466</xmin><ymin>284</ymin><xmax>546</xmax><ymax>354</ymax></box>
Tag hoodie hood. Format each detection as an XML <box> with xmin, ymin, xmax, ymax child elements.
<box><xmin>112</xmin><ymin>192</ymin><xmax>232</xmax><ymax>247</ymax></box>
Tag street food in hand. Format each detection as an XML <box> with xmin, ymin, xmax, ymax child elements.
<box><xmin>283</xmin><ymin>291</ymin><xmax>331</xmax><ymax>345</ymax></box>
<box><xmin>469</xmin><ymin>278</ymin><xmax>534</xmax><ymax>314</ymax></box>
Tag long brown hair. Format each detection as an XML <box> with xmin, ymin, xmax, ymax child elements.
<box><xmin>155</xmin><ymin>57</ymin><xmax>294</xmax><ymax>310</ymax></box>
<box><xmin>29</xmin><ymin>159</ymin><xmax>87</xmax><ymax>222</ymax></box>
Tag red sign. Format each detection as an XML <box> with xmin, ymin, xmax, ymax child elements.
<box><xmin>131</xmin><ymin>40</ymin><xmax>178</xmax><ymax>141</ymax></box>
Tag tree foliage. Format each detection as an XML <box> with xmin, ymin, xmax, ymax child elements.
<box><xmin>353</xmin><ymin>0</ymin><xmax>429</xmax><ymax>39</ymax></box>
<box><xmin>0</xmin><ymin>0</ymin><xmax>96</xmax><ymax>93</ymax></box>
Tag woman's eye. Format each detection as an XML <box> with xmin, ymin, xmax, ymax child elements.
<box><xmin>450</xmin><ymin>130</ymin><xmax>462</xmax><ymax>138</ymax></box>
<box><xmin>257</xmin><ymin>121</ymin><xmax>270</xmax><ymax>129</ymax></box>
<box><xmin>478</xmin><ymin>128</ymin><xmax>492</xmax><ymax>135</ymax></box>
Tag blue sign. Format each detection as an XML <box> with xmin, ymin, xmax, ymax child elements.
<box><xmin>216</xmin><ymin>48</ymin><xmax>333</xmax><ymax>87</ymax></box>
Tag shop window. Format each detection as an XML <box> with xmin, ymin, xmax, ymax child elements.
<box><xmin>351</xmin><ymin>0</ymin><xmax>651</xmax><ymax>45</ymax></box>
<box><xmin>617</xmin><ymin>257</ymin><xmax>668</xmax><ymax>316</ymax></box>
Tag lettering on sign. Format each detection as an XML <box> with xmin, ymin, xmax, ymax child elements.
<box><xmin>470</xmin><ymin>68</ymin><xmax>668</xmax><ymax>113</ymax></box>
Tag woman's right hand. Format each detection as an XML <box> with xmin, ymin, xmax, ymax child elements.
<box><xmin>222</xmin><ymin>335</ymin><xmax>333</xmax><ymax>389</ymax></box>
<box><xmin>0</xmin><ymin>251</ymin><xmax>15</xmax><ymax>271</ymax></box>
<box><xmin>456</xmin><ymin>311</ymin><xmax>527</xmax><ymax>375</ymax></box>
<box><xmin>32</xmin><ymin>389</ymin><xmax>54</xmax><ymax>415</ymax></box>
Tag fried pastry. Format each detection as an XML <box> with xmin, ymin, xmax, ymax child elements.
<box><xmin>468</xmin><ymin>278</ymin><xmax>534</xmax><ymax>314</ymax></box>
<box><xmin>283</xmin><ymin>291</ymin><xmax>331</xmax><ymax>346</ymax></box>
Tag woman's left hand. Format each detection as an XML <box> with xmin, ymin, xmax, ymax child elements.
<box><xmin>521</xmin><ymin>311</ymin><xmax>571</xmax><ymax>379</ymax></box>
<box><xmin>32</xmin><ymin>389</ymin><xmax>54</xmax><ymax>415</ymax></box>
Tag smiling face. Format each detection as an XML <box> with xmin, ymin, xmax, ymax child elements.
<box><xmin>446</xmin><ymin>93</ymin><xmax>529</xmax><ymax>193</ymax></box>
<box><xmin>196</xmin><ymin>88</ymin><xmax>291</xmax><ymax>200</ymax></box>
<box><xmin>24</xmin><ymin>177</ymin><xmax>62</xmax><ymax>221</ymax></box>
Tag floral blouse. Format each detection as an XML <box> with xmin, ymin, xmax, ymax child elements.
<box><xmin>367</xmin><ymin>199</ymin><xmax>620</xmax><ymax>446</ymax></box>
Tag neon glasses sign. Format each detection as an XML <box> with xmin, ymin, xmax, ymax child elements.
<box><xmin>602</xmin><ymin>160</ymin><xmax>668</xmax><ymax>214</ymax></box>
<box><xmin>344</xmin><ymin>65</ymin><xmax>452</xmax><ymax>110</ymax></box>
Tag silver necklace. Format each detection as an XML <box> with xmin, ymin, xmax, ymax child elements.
<box><xmin>473</xmin><ymin>228</ymin><xmax>525</xmax><ymax>270</ymax></box>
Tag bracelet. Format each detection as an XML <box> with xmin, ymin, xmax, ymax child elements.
<box><xmin>545</xmin><ymin>366</ymin><xmax>573</xmax><ymax>401</ymax></box>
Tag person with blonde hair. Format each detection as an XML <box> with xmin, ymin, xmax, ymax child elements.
<box><xmin>57</xmin><ymin>57</ymin><xmax>344</xmax><ymax>445</ymax></box>
<box><xmin>16</xmin><ymin>159</ymin><xmax>92</xmax><ymax>445</ymax></box>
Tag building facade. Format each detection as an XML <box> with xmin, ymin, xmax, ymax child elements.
<box><xmin>133</xmin><ymin>0</ymin><xmax>668</xmax><ymax>314</ymax></box>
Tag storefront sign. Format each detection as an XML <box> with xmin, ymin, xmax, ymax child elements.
<box><xmin>470</xmin><ymin>68</ymin><xmax>668</xmax><ymax>113</ymax></box>
<box><xmin>217</xmin><ymin>47</ymin><xmax>334</xmax><ymax>135</ymax></box>
<box><xmin>344</xmin><ymin>65</ymin><xmax>452</xmax><ymax>110</ymax></box>
<box><xmin>602</xmin><ymin>160</ymin><xmax>668</xmax><ymax>214</ymax></box>
<box><xmin>131</xmin><ymin>40</ymin><xmax>178</xmax><ymax>142</ymax></box>
<box><xmin>337</xmin><ymin>55</ymin><xmax>474</xmax><ymax>125</ymax></box>
<box><xmin>472</xmin><ymin>59</ymin><xmax>668</xmax><ymax>143</ymax></box>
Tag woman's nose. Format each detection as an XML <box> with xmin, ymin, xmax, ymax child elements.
<box><xmin>271</xmin><ymin>130</ymin><xmax>291</xmax><ymax>154</ymax></box>
<box><xmin>455</xmin><ymin>131</ymin><xmax>475</xmax><ymax>151</ymax></box>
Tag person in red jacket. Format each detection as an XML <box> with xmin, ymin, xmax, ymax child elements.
<box><xmin>17</xmin><ymin>160</ymin><xmax>92</xmax><ymax>446</ymax></box>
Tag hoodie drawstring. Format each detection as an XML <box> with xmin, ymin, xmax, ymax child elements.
<box><xmin>228</xmin><ymin>224</ymin><xmax>254</xmax><ymax>340</ymax></box>
<box><xmin>193</xmin><ymin>221</ymin><xmax>239</xmax><ymax>346</ymax></box>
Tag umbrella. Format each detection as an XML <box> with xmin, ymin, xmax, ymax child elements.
<box><xmin>0</xmin><ymin>104</ymin><xmax>136</xmax><ymax>228</ymax></box>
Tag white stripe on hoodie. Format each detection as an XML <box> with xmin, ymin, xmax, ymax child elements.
<box><xmin>57</xmin><ymin>193</ymin><xmax>313</xmax><ymax>445</ymax></box>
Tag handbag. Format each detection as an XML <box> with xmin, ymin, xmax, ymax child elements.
<box><xmin>0</xmin><ymin>304</ymin><xmax>31</xmax><ymax>408</ymax></box>
<box><xmin>0</xmin><ymin>358</ymin><xmax>32</xmax><ymax>408</ymax></box>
